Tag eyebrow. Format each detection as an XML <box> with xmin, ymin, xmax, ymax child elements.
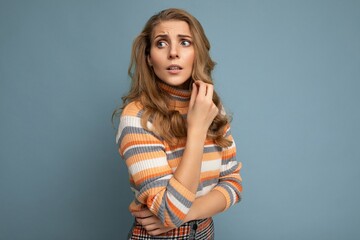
<box><xmin>154</xmin><ymin>34</ymin><xmax>192</xmax><ymax>40</ymax></box>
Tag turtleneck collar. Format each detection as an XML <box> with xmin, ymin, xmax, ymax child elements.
<box><xmin>157</xmin><ymin>80</ymin><xmax>191</xmax><ymax>111</ymax></box>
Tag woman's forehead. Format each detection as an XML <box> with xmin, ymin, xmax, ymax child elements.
<box><xmin>152</xmin><ymin>20</ymin><xmax>192</xmax><ymax>39</ymax></box>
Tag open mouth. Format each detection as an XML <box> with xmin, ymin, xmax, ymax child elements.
<box><xmin>167</xmin><ymin>65</ymin><xmax>183</xmax><ymax>70</ymax></box>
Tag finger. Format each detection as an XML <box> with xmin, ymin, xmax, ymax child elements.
<box><xmin>147</xmin><ymin>229</ymin><xmax>161</xmax><ymax>236</ymax></box>
<box><xmin>136</xmin><ymin>216</ymin><xmax>159</xmax><ymax>226</ymax></box>
<box><xmin>148</xmin><ymin>227</ymin><xmax>174</xmax><ymax>236</ymax></box>
<box><xmin>132</xmin><ymin>209</ymin><xmax>153</xmax><ymax>218</ymax></box>
<box><xmin>196</xmin><ymin>81</ymin><xmax>207</xmax><ymax>97</ymax></box>
<box><xmin>211</xmin><ymin>104</ymin><xmax>219</xmax><ymax>118</ymax></box>
<box><xmin>189</xmin><ymin>83</ymin><xmax>197</xmax><ymax>109</ymax></box>
<box><xmin>206</xmin><ymin>84</ymin><xmax>214</xmax><ymax>100</ymax></box>
<box><xmin>143</xmin><ymin>222</ymin><xmax>162</xmax><ymax>231</ymax></box>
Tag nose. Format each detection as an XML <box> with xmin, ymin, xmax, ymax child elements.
<box><xmin>168</xmin><ymin>45</ymin><xmax>179</xmax><ymax>59</ymax></box>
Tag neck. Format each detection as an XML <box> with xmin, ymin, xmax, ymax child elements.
<box><xmin>157</xmin><ymin>80</ymin><xmax>191</xmax><ymax>113</ymax></box>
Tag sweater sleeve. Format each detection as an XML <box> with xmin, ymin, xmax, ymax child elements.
<box><xmin>116</xmin><ymin>106</ymin><xmax>196</xmax><ymax>228</ymax></box>
<box><xmin>212</xmin><ymin>124</ymin><xmax>243</xmax><ymax>211</ymax></box>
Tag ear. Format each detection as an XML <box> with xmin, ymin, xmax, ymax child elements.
<box><xmin>147</xmin><ymin>55</ymin><xmax>152</xmax><ymax>67</ymax></box>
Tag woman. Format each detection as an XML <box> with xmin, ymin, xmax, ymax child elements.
<box><xmin>114</xmin><ymin>8</ymin><xmax>242</xmax><ymax>239</ymax></box>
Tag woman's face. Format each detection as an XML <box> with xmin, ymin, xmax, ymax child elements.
<box><xmin>148</xmin><ymin>20</ymin><xmax>195</xmax><ymax>89</ymax></box>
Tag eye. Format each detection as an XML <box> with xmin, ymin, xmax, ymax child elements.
<box><xmin>156</xmin><ymin>40</ymin><xmax>167</xmax><ymax>48</ymax></box>
<box><xmin>181</xmin><ymin>40</ymin><xmax>192</xmax><ymax>47</ymax></box>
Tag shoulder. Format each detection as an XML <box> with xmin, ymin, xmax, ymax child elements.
<box><xmin>118</xmin><ymin>101</ymin><xmax>144</xmax><ymax>131</ymax></box>
<box><xmin>121</xmin><ymin>101</ymin><xmax>144</xmax><ymax>118</ymax></box>
<box><xmin>116</xmin><ymin>101</ymin><xmax>159</xmax><ymax>144</ymax></box>
<box><xmin>116</xmin><ymin>101</ymin><xmax>143</xmax><ymax>144</ymax></box>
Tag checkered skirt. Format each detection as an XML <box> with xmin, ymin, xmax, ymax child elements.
<box><xmin>128</xmin><ymin>218</ymin><xmax>214</xmax><ymax>240</ymax></box>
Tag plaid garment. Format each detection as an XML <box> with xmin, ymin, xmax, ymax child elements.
<box><xmin>128</xmin><ymin>218</ymin><xmax>214</xmax><ymax>240</ymax></box>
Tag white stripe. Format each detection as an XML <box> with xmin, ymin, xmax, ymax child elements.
<box><xmin>158</xmin><ymin>175</ymin><xmax>172</xmax><ymax>181</ymax></box>
<box><xmin>167</xmin><ymin>192</ymin><xmax>189</xmax><ymax>214</ymax></box>
<box><xmin>116</xmin><ymin>115</ymin><xmax>154</xmax><ymax>143</ymax></box>
<box><xmin>201</xmin><ymin>159</ymin><xmax>221</xmax><ymax>172</ymax></box>
<box><xmin>204</xmin><ymin>143</ymin><xmax>217</xmax><ymax>148</ymax></box>
<box><xmin>196</xmin><ymin>183</ymin><xmax>217</xmax><ymax>197</ymax></box>
<box><xmin>221</xmin><ymin>160</ymin><xmax>238</xmax><ymax>172</ymax></box>
<box><xmin>229</xmin><ymin>187</ymin><xmax>237</xmax><ymax>205</ymax></box>
<box><xmin>128</xmin><ymin>157</ymin><xmax>168</xmax><ymax>175</ymax></box>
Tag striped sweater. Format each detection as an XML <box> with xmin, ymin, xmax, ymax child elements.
<box><xmin>116</xmin><ymin>82</ymin><xmax>242</xmax><ymax>228</ymax></box>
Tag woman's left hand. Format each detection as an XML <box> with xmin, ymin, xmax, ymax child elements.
<box><xmin>131</xmin><ymin>208</ymin><xmax>175</xmax><ymax>236</ymax></box>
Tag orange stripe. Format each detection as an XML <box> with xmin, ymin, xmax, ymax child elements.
<box><xmin>133</xmin><ymin>167</ymin><xmax>172</xmax><ymax>185</ymax></box>
<box><xmin>168</xmin><ymin>199</ymin><xmax>185</xmax><ymax>219</ymax></box>
<box><xmin>200</xmin><ymin>170</ymin><xmax>220</xmax><ymax>181</ymax></box>
<box><xmin>222</xmin><ymin>151</ymin><xmax>236</xmax><ymax>160</ymax></box>
<box><xmin>202</xmin><ymin>152</ymin><xmax>222</xmax><ymax>161</ymax></box>
<box><xmin>126</xmin><ymin>151</ymin><xmax>165</xmax><ymax>166</ymax></box>
<box><xmin>122</xmin><ymin>101</ymin><xmax>143</xmax><ymax>115</ymax></box>
<box><xmin>122</xmin><ymin>139</ymin><xmax>162</xmax><ymax>151</ymax></box>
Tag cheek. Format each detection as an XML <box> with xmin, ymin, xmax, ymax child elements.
<box><xmin>149</xmin><ymin>49</ymin><xmax>163</xmax><ymax>67</ymax></box>
<box><xmin>150</xmin><ymin>57</ymin><xmax>160</xmax><ymax>68</ymax></box>
<box><xmin>186</xmin><ymin>50</ymin><xmax>195</xmax><ymax>66</ymax></box>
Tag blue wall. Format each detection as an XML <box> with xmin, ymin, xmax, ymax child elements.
<box><xmin>1</xmin><ymin>0</ymin><xmax>359</xmax><ymax>239</ymax></box>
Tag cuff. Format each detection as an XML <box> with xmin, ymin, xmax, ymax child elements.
<box><xmin>169</xmin><ymin>177</ymin><xmax>196</xmax><ymax>203</ymax></box>
<box><xmin>212</xmin><ymin>186</ymin><xmax>232</xmax><ymax>211</ymax></box>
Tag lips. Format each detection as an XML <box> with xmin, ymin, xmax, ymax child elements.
<box><xmin>166</xmin><ymin>64</ymin><xmax>183</xmax><ymax>70</ymax></box>
<box><xmin>166</xmin><ymin>64</ymin><xmax>183</xmax><ymax>74</ymax></box>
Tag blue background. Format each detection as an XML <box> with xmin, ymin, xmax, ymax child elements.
<box><xmin>1</xmin><ymin>0</ymin><xmax>359</xmax><ymax>239</ymax></box>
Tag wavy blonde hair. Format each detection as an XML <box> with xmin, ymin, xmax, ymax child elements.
<box><xmin>113</xmin><ymin>8</ymin><xmax>232</xmax><ymax>147</ymax></box>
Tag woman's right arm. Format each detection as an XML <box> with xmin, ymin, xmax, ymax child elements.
<box><xmin>173</xmin><ymin>81</ymin><xmax>218</xmax><ymax>193</ymax></box>
<box><xmin>117</xmin><ymin>81</ymin><xmax>217</xmax><ymax>228</ymax></box>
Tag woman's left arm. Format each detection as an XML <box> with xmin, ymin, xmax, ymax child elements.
<box><xmin>132</xmin><ymin>124</ymin><xmax>242</xmax><ymax>235</ymax></box>
<box><xmin>210</xmin><ymin>123</ymin><xmax>243</xmax><ymax>209</ymax></box>
<box><xmin>186</xmin><ymin>123</ymin><xmax>242</xmax><ymax>221</ymax></box>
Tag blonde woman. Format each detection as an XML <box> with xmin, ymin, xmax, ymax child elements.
<box><xmin>114</xmin><ymin>8</ymin><xmax>242</xmax><ymax>239</ymax></box>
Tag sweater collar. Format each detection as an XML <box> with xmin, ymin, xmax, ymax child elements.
<box><xmin>157</xmin><ymin>81</ymin><xmax>191</xmax><ymax>110</ymax></box>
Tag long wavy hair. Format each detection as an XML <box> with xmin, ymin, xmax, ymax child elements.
<box><xmin>113</xmin><ymin>8</ymin><xmax>232</xmax><ymax>147</ymax></box>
